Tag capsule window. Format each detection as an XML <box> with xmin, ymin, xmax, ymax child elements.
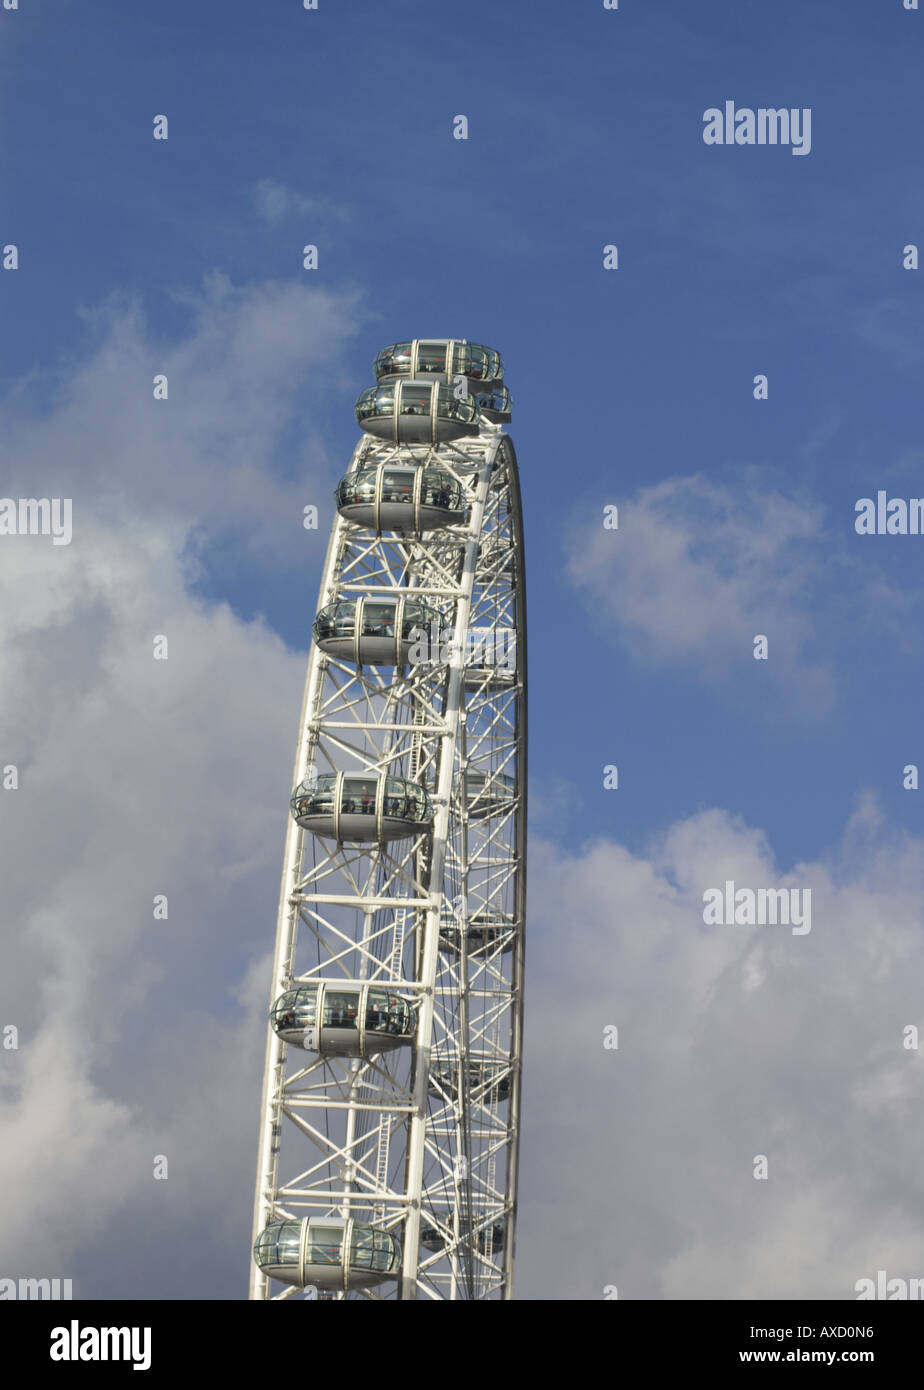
<box><xmin>420</xmin><ymin>470</ymin><xmax>461</xmax><ymax>508</ymax></box>
<box><xmin>308</xmin><ymin>1226</ymin><xmax>344</xmax><ymax>1265</ymax></box>
<box><xmin>438</xmin><ymin>385</ymin><xmax>477</xmax><ymax>422</ymax></box>
<box><xmin>402</xmin><ymin>601</ymin><xmax>436</xmax><ymax>636</ymax></box>
<box><xmin>356</xmin><ymin>386</ymin><xmax>395</xmax><ymax>419</ymax></box>
<box><xmin>361</xmin><ymin>602</ymin><xmax>396</xmax><ymax>636</ymax></box>
<box><xmin>343</xmin><ymin>471</ymin><xmax>375</xmax><ymax>503</ymax></box>
<box><xmin>325</xmin><ymin>599</ymin><xmax>357</xmax><ymax>637</ymax></box>
<box><xmin>272</xmin><ymin>989</ymin><xmax>318</xmax><ymax>1030</ymax></box>
<box><xmin>417</xmin><ymin>342</ymin><xmax>448</xmax><ymax>374</ymax></box>
<box><xmin>341</xmin><ymin>778</ymin><xmax>377</xmax><ymax>815</ymax></box>
<box><xmin>375</xmin><ymin>344</ymin><xmax>411</xmax><ymax>376</ymax></box>
<box><xmin>381</xmin><ymin>469</ymin><xmax>415</xmax><ymax>501</ymax></box>
<box><xmin>384</xmin><ymin>776</ymin><xmax>407</xmax><ymax>818</ymax></box>
<box><xmin>370</xmin><ymin>990</ymin><xmax>410</xmax><ymax>1035</ymax></box>
<box><xmin>293</xmin><ymin>775</ymin><xmax>336</xmax><ymax>819</ymax></box>
<box><xmin>464</xmin><ymin>346</ymin><xmax>487</xmax><ymax>379</ymax></box>
<box><xmin>477</xmin><ymin>388</ymin><xmax>511</xmax><ymax>412</ymax></box>
<box><xmin>255</xmin><ymin>1221</ymin><xmax>301</xmax><ymax>1267</ymax></box>
<box><xmin>401</xmin><ymin>384</ymin><xmax>431</xmax><ymax>415</ymax></box>
<box><xmin>350</xmin><ymin>1225</ymin><xmax>394</xmax><ymax>1272</ymax></box>
<box><xmin>323</xmin><ymin>991</ymin><xmax>359</xmax><ymax>1028</ymax></box>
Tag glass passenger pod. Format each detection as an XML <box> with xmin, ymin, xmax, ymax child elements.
<box><xmin>428</xmin><ymin>1054</ymin><xmax>512</xmax><ymax>1104</ymax></box>
<box><xmin>455</xmin><ymin>770</ymin><xmax>517</xmax><ymax>820</ymax></box>
<box><xmin>463</xmin><ymin>664</ymin><xmax>517</xmax><ymax>690</ymax></box>
<box><xmin>253</xmin><ymin>1217</ymin><xmax>401</xmax><ymax>1291</ymax></box>
<box><xmin>355</xmin><ymin>380</ymin><xmax>480</xmax><ymax>445</ymax></box>
<box><xmin>473</xmin><ymin>385</ymin><xmax>512</xmax><ymax>424</ymax></box>
<box><xmin>463</xmin><ymin>634</ymin><xmax>517</xmax><ymax>688</ymax></box>
<box><xmin>479</xmin><ymin>538</ymin><xmax>516</xmax><ymax>577</ymax></box>
<box><xmin>418</xmin><ymin>1221</ymin><xmax>444</xmax><ymax>1253</ymax></box>
<box><xmin>476</xmin><ymin>1222</ymin><xmax>507</xmax><ymax>1256</ymax></box>
<box><xmin>438</xmin><ymin>910</ymin><xmax>518</xmax><ymax>957</ymax></box>
<box><xmin>313</xmin><ymin>596</ymin><xmax>444</xmax><ymax>667</ymax></box>
<box><xmin>290</xmin><ymin>772</ymin><xmax>433</xmax><ymax>842</ymax></box>
<box><xmin>335</xmin><ymin>463</ymin><xmax>468</xmax><ymax>533</ymax></box>
<box><xmin>417</xmin><ymin>1219</ymin><xmax>506</xmax><ymax>1256</ymax></box>
<box><xmin>270</xmin><ymin>982</ymin><xmax>415</xmax><ymax>1058</ymax></box>
<box><xmin>373</xmin><ymin>339</ymin><xmax>504</xmax><ymax>388</ymax></box>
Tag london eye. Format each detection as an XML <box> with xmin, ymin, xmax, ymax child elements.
<box><xmin>249</xmin><ymin>339</ymin><xmax>527</xmax><ymax>1300</ymax></box>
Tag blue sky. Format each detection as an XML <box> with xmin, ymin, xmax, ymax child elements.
<box><xmin>3</xmin><ymin>0</ymin><xmax>924</xmax><ymax>1301</ymax></box>
<box><xmin>4</xmin><ymin>0</ymin><xmax>924</xmax><ymax>870</ymax></box>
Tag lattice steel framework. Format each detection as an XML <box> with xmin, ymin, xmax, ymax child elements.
<box><xmin>249</xmin><ymin>369</ymin><xmax>526</xmax><ymax>1301</ymax></box>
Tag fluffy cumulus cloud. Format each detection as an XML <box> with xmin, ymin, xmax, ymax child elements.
<box><xmin>517</xmin><ymin>800</ymin><xmax>924</xmax><ymax>1299</ymax></box>
<box><xmin>566</xmin><ymin>474</ymin><xmax>840</xmax><ymax>713</ymax></box>
<box><xmin>2</xmin><ymin>273</ymin><xmax>365</xmax><ymax>574</ymax></box>
<box><xmin>0</xmin><ymin>278</ymin><xmax>364</xmax><ymax>1296</ymax></box>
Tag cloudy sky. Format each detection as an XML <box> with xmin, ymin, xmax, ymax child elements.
<box><xmin>2</xmin><ymin>0</ymin><xmax>924</xmax><ymax>1300</ymax></box>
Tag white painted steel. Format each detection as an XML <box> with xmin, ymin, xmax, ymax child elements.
<box><xmin>250</xmin><ymin>387</ymin><xmax>526</xmax><ymax>1301</ymax></box>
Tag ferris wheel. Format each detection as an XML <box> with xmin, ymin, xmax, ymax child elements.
<box><xmin>249</xmin><ymin>339</ymin><xmax>526</xmax><ymax>1300</ymax></box>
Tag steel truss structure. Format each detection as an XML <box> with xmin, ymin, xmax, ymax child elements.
<box><xmin>250</xmin><ymin>352</ymin><xmax>526</xmax><ymax>1301</ymax></box>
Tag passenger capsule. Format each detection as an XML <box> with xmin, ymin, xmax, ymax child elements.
<box><xmin>335</xmin><ymin>463</ymin><xmax>467</xmax><ymax>532</ymax></box>
<box><xmin>428</xmin><ymin>1054</ymin><xmax>512</xmax><ymax>1104</ymax></box>
<box><xmin>355</xmin><ymin>381</ymin><xmax>480</xmax><ymax>445</ymax></box>
<box><xmin>476</xmin><ymin>1221</ymin><xmax>507</xmax><ymax>1256</ymax></box>
<box><xmin>419</xmin><ymin>1221</ymin><xmax>444</xmax><ymax>1253</ymax></box>
<box><xmin>417</xmin><ymin>1219</ymin><xmax>506</xmax><ymax>1256</ymax></box>
<box><xmin>290</xmin><ymin>772</ymin><xmax>432</xmax><ymax>842</ymax></box>
<box><xmin>463</xmin><ymin>635</ymin><xmax>517</xmax><ymax>688</ymax></box>
<box><xmin>373</xmin><ymin>339</ymin><xmax>504</xmax><ymax>387</ymax></box>
<box><xmin>270</xmin><ymin>982</ymin><xmax>415</xmax><ymax>1058</ymax></box>
<box><xmin>473</xmin><ymin>385</ymin><xmax>512</xmax><ymax>424</ymax></box>
<box><xmin>478</xmin><ymin>538</ymin><xmax>515</xmax><ymax>578</ymax></box>
<box><xmin>313</xmin><ymin>596</ymin><xmax>444</xmax><ymax>667</ymax></box>
<box><xmin>463</xmin><ymin>664</ymin><xmax>516</xmax><ymax>690</ymax></box>
<box><xmin>438</xmin><ymin>910</ymin><xmax>518</xmax><ymax>957</ymax></box>
<box><xmin>253</xmin><ymin>1217</ymin><xmax>401</xmax><ymax>1291</ymax></box>
<box><xmin>456</xmin><ymin>769</ymin><xmax>517</xmax><ymax>819</ymax></box>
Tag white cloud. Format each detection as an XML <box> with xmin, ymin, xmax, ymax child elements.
<box><xmin>567</xmin><ymin>474</ymin><xmax>836</xmax><ymax>713</ymax></box>
<box><xmin>253</xmin><ymin>178</ymin><xmax>351</xmax><ymax>228</ymax></box>
<box><xmin>4</xmin><ymin>274</ymin><xmax>366</xmax><ymax>574</ymax></box>
<box><xmin>517</xmin><ymin>800</ymin><xmax>924</xmax><ymax>1298</ymax></box>
<box><xmin>0</xmin><ymin>277</ymin><xmax>363</xmax><ymax>1295</ymax></box>
<box><xmin>0</xmin><ymin>517</ymin><xmax>297</xmax><ymax>1288</ymax></box>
